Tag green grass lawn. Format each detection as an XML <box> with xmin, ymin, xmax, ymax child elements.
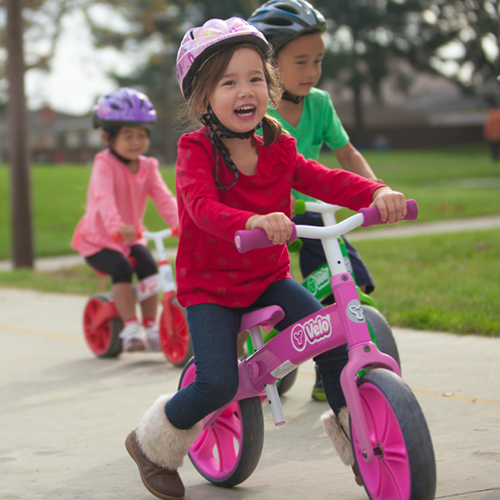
<box><xmin>1</xmin><ymin>144</ymin><xmax>499</xmax><ymax>259</ymax></box>
<box><xmin>325</xmin><ymin>144</ymin><xmax>500</xmax><ymax>223</ymax></box>
<box><xmin>354</xmin><ymin>229</ymin><xmax>500</xmax><ymax>336</ymax></box>
<box><xmin>0</xmin><ymin>164</ymin><xmax>177</xmax><ymax>259</ymax></box>
<box><xmin>1</xmin><ymin>229</ymin><xmax>498</xmax><ymax>336</ymax></box>
<box><xmin>1</xmin><ymin>144</ymin><xmax>499</xmax><ymax>336</ymax></box>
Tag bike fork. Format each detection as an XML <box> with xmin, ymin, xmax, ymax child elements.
<box><xmin>332</xmin><ymin>272</ymin><xmax>401</xmax><ymax>463</ymax></box>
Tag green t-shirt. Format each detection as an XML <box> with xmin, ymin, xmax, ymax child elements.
<box><xmin>264</xmin><ymin>87</ymin><xmax>350</xmax><ymax>201</ymax></box>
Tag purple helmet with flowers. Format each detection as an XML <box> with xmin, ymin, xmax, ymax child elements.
<box><xmin>176</xmin><ymin>17</ymin><xmax>270</xmax><ymax>99</ymax></box>
<box><xmin>92</xmin><ymin>87</ymin><xmax>157</xmax><ymax>130</ymax></box>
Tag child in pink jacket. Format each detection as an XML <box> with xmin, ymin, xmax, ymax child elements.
<box><xmin>71</xmin><ymin>88</ymin><xmax>178</xmax><ymax>352</ymax></box>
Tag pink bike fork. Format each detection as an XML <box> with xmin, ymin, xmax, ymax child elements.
<box><xmin>332</xmin><ymin>272</ymin><xmax>402</xmax><ymax>463</ymax></box>
<box><xmin>199</xmin><ymin>272</ymin><xmax>402</xmax><ymax>461</ymax></box>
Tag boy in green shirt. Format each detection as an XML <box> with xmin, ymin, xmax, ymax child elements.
<box><xmin>249</xmin><ymin>0</ymin><xmax>381</xmax><ymax>402</ymax></box>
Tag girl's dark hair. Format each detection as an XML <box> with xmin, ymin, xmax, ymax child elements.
<box><xmin>185</xmin><ymin>42</ymin><xmax>283</xmax><ymax>146</ymax></box>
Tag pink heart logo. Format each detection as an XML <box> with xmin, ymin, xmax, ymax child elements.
<box><xmin>292</xmin><ymin>325</ymin><xmax>305</xmax><ymax>350</ymax></box>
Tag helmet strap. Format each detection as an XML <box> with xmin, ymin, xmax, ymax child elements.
<box><xmin>201</xmin><ymin>104</ymin><xmax>263</xmax><ymax>190</ymax></box>
<box><xmin>282</xmin><ymin>90</ymin><xmax>303</xmax><ymax>105</ymax></box>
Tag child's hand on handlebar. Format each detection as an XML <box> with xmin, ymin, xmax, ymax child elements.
<box><xmin>370</xmin><ymin>187</ymin><xmax>407</xmax><ymax>225</ymax></box>
<box><xmin>116</xmin><ymin>224</ymin><xmax>137</xmax><ymax>243</ymax></box>
<box><xmin>245</xmin><ymin>212</ymin><xmax>293</xmax><ymax>245</ymax></box>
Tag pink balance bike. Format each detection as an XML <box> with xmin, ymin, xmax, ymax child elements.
<box><xmin>82</xmin><ymin>228</ymin><xmax>193</xmax><ymax>366</ymax></box>
<box><xmin>178</xmin><ymin>200</ymin><xmax>436</xmax><ymax>500</ymax></box>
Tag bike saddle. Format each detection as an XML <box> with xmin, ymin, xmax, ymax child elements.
<box><xmin>239</xmin><ymin>306</ymin><xmax>285</xmax><ymax>334</ymax></box>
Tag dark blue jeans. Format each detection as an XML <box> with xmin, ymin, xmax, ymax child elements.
<box><xmin>165</xmin><ymin>278</ymin><xmax>348</xmax><ymax>430</ymax></box>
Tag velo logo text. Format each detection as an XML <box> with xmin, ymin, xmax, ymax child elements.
<box><xmin>291</xmin><ymin>313</ymin><xmax>332</xmax><ymax>352</ymax></box>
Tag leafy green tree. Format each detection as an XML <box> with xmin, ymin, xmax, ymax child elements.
<box><xmin>315</xmin><ymin>0</ymin><xmax>499</xmax><ymax>145</ymax></box>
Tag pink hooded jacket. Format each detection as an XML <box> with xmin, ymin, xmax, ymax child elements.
<box><xmin>71</xmin><ymin>149</ymin><xmax>178</xmax><ymax>257</ymax></box>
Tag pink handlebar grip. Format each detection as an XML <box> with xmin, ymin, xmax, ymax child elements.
<box><xmin>235</xmin><ymin>225</ymin><xmax>297</xmax><ymax>253</ymax></box>
<box><xmin>360</xmin><ymin>199</ymin><xmax>418</xmax><ymax>228</ymax></box>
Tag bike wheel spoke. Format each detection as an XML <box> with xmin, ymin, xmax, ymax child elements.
<box><xmin>191</xmin><ymin>428</ymin><xmax>213</xmax><ymax>457</ymax></box>
<box><xmin>214</xmin><ymin>407</ymin><xmax>242</xmax><ymax>441</ymax></box>
<box><xmin>212</xmin><ymin>425</ymin><xmax>238</xmax><ymax>474</ymax></box>
<box><xmin>383</xmin><ymin>443</ymin><xmax>408</xmax><ymax>464</ymax></box>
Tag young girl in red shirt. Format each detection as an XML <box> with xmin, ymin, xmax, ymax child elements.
<box><xmin>125</xmin><ymin>18</ymin><xmax>407</xmax><ymax>500</ymax></box>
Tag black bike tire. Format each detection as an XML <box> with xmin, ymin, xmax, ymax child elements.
<box><xmin>277</xmin><ymin>367</ymin><xmax>298</xmax><ymax>396</ymax></box>
<box><xmin>106</xmin><ymin>316</ymin><xmax>123</xmax><ymax>358</ymax></box>
<box><xmin>363</xmin><ymin>305</ymin><xmax>401</xmax><ymax>370</ymax></box>
<box><xmin>353</xmin><ymin>369</ymin><xmax>436</xmax><ymax>500</ymax></box>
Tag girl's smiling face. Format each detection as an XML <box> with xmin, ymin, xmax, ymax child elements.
<box><xmin>277</xmin><ymin>31</ymin><xmax>325</xmax><ymax>98</ymax></box>
<box><xmin>208</xmin><ymin>47</ymin><xmax>269</xmax><ymax>134</ymax></box>
<box><xmin>105</xmin><ymin>126</ymin><xmax>150</xmax><ymax>161</ymax></box>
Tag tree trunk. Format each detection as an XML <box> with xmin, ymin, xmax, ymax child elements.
<box><xmin>6</xmin><ymin>0</ymin><xmax>34</xmax><ymax>268</ymax></box>
<box><xmin>163</xmin><ymin>55</ymin><xmax>177</xmax><ymax>166</ymax></box>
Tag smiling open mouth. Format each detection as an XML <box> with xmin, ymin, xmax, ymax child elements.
<box><xmin>234</xmin><ymin>106</ymin><xmax>255</xmax><ymax>117</ymax></box>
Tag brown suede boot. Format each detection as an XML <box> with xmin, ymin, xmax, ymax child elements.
<box><xmin>126</xmin><ymin>394</ymin><xmax>202</xmax><ymax>500</ymax></box>
<box><xmin>321</xmin><ymin>407</ymin><xmax>363</xmax><ymax>487</ymax></box>
<box><xmin>126</xmin><ymin>430</ymin><xmax>185</xmax><ymax>500</ymax></box>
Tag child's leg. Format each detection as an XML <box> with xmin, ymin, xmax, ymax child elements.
<box><xmin>126</xmin><ymin>303</ymin><xmax>241</xmax><ymax>499</ymax></box>
<box><xmin>166</xmin><ymin>303</ymin><xmax>242</xmax><ymax>429</ymax></box>
<box><xmin>343</xmin><ymin>237</ymin><xmax>375</xmax><ymax>295</ymax></box>
<box><xmin>131</xmin><ymin>244</ymin><xmax>159</xmax><ymax>319</ymax></box>
<box><xmin>85</xmin><ymin>249</ymin><xmax>145</xmax><ymax>351</ymax></box>
<box><xmin>86</xmin><ymin>248</ymin><xmax>137</xmax><ymax>319</ymax></box>
<box><xmin>112</xmin><ymin>283</ymin><xmax>138</xmax><ymax>321</ymax></box>
<box><xmin>292</xmin><ymin>211</ymin><xmax>326</xmax><ymax>278</ymax></box>
<box><xmin>130</xmin><ymin>245</ymin><xmax>161</xmax><ymax>350</ymax></box>
<box><xmin>140</xmin><ymin>295</ymin><xmax>158</xmax><ymax>321</ymax></box>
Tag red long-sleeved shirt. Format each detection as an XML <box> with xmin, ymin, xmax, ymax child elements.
<box><xmin>175</xmin><ymin>127</ymin><xmax>384</xmax><ymax>308</ymax></box>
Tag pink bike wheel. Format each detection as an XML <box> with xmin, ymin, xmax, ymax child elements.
<box><xmin>351</xmin><ymin>369</ymin><xmax>436</xmax><ymax>500</ymax></box>
<box><xmin>178</xmin><ymin>359</ymin><xmax>264</xmax><ymax>486</ymax></box>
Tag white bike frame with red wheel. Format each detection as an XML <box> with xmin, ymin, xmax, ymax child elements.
<box><xmin>82</xmin><ymin>228</ymin><xmax>192</xmax><ymax>366</ymax></box>
<box><xmin>142</xmin><ymin>228</ymin><xmax>193</xmax><ymax>367</ymax></box>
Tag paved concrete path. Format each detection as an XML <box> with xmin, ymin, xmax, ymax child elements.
<box><xmin>1</xmin><ymin>287</ymin><xmax>499</xmax><ymax>499</ymax></box>
<box><xmin>1</xmin><ymin>214</ymin><xmax>499</xmax><ymax>272</ymax></box>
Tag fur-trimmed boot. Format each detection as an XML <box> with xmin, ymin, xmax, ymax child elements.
<box><xmin>321</xmin><ymin>407</ymin><xmax>363</xmax><ymax>486</ymax></box>
<box><xmin>125</xmin><ymin>394</ymin><xmax>203</xmax><ymax>500</ymax></box>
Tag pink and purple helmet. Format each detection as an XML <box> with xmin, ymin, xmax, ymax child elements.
<box><xmin>92</xmin><ymin>87</ymin><xmax>157</xmax><ymax>130</ymax></box>
<box><xmin>176</xmin><ymin>17</ymin><xmax>270</xmax><ymax>99</ymax></box>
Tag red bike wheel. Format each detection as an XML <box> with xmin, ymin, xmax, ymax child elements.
<box><xmin>178</xmin><ymin>359</ymin><xmax>264</xmax><ymax>487</ymax></box>
<box><xmin>160</xmin><ymin>298</ymin><xmax>193</xmax><ymax>367</ymax></box>
<box><xmin>351</xmin><ymin>369</ymin><xmax>436</xmax><ymax>500</ymax></box>
<box><xmin>83</xmin><ymin>294</ymin><xmax>123</xmax><ymax>358</ymax></box>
